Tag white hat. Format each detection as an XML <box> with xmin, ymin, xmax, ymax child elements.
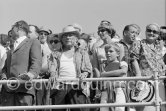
<box><xmin>59</xmin><ymin>25</ymin><xmax>80</xmax><ymax>38</ymax></box>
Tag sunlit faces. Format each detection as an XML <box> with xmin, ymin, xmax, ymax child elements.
<box><xmin>105</xmin><ymin>46</ymin><xmax>119</xmax><ymax>62</ymax></box>
<box><xmin>61</xmin><ymin>33</ymin><xmax>78</xmax><ymax>47</ymax></box>
<box><xmin>125</xmin><ymin>26</ymin><xmax>138</xmax><ymax>43</ymax></box>
<box><xmin>39</xmin><ymin>31</ymin><xmax>49</xmax><ymax>44</ymax></box>
<box><xmin>98</xmin><ymin>28</ymin><xmax>110</xmax><ymax>40</ymax></box>
<box><xmin>146</xmin><ymin>24</ymin><xmax>160</xmax><ymax>42</ymax></box>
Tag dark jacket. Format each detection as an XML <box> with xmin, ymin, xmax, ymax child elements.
<box><xmin>2</xmin><ymin>37</ymin><xmax>42</xmax><ymax>95</ymax></box>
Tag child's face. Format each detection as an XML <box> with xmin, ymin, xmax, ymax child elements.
<box><xmin>105</xmin><ymin>47</ymin><xmax>119</xmax><ymax>62</ymax></box>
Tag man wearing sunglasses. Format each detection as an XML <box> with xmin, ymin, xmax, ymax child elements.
<box><xmin>36</xmin><ymin>27</ymin><xmax>52</xmax><ymax>109</ymax></box>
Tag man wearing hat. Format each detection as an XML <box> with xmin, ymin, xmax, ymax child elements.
<box><xmin>36</xmin><ymin>27</ymin><xmax>52</xmax><ymax>108</ymax></box>
<box><xmin>48</xmin><ymin>25</ymin><xmax>92</xmax><ymax>111</ymax></box>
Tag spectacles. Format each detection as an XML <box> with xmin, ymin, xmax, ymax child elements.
<box><xmin>39</xmin><ymin>32</ymin><xmax>48</xmax><ymax>36</ymax></box>
<box><xmin>146</xmin><ymin>29</ymin><xmax>159</xmax><ymax>35</ymax></box>
<box><xmin>50</xmin><ymin>40</ymin><xmax>59</xmax><ymax>44</ymax></box>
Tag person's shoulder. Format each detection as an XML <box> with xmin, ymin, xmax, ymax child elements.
<box><xmin>120</xmin><ymin>61</ymin><xmax>128</xmax><ymax>67</ymax></box>
<box><xmin>29</xmin><ymin>38</ymin><xmax>40</xmax><ymax>45</ymax></box>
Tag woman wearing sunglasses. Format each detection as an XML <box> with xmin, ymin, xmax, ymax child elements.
<box><xmin>91</xmin><ymin>20</ymin><xmax>125</xmax><ymax>111</ymax></box>
<box><xmin>48</xmin><ymin>34</ymin><xmax>61</xmax><ymax>52</ymax></box>
<box><xmin>130</xmin><ymin>23</ymin><xmax>166</xmax><ymax>111</ymax></box>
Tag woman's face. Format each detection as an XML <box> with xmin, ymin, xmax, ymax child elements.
<box><xmin>98</xmin><ymin>28</ymin><xmax>110</xmax><ymax>40</ymax></box>
<box><xmin>49</xmin><ymin>38</ymin><xmax>61</xmax><ymax>51</ymax></box>
<box><xmin>146</xmin><ymin>24</ymin><xmax>160</xmax><ymax>43</ymax></box>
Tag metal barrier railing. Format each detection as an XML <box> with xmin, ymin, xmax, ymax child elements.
<box><xmin>0</xmin><ymin>72</ymin><xmax>165</xmax><ymax>111</ymax></box>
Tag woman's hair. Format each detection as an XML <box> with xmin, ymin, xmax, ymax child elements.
<box><xmin>98</xmin><ymin>20</ymin><xmax>116</xmax><ymax>38</ymax></box>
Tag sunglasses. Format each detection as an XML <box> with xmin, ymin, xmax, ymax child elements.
<box><xmin>50</xmin><ymin>40</ymin><xmax>59</xmax><ymax>44</ymax></box>
<box><xmin>146</xmin><ymin>29</ymin><xmax>159</xmax><ymax>34</ymax></box>
<box><xmin>98</xmin><ymin>29</ymin><xmax>108</xmax><ymax>34</ymax></box>
<box><xmin>39</xmin><ymin>32</ymin><xmax>48</xmax><ymax>36</ymax></box>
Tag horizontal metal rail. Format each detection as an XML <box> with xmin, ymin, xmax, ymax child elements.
<box><xmin>0</xmin><ymin>75</ymin><xmax>165</xmax><ymax>110</ymax></box>
<box><xmin>0</xmin><ymin>102</ymin><xmax>154</xmax><ymax>110</ymax></box>
<box><xmin>0</xmin><ymin>76</ymin><xmax>157</xmax><ymax>84</ymax></box>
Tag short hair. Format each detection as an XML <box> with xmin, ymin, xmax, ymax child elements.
<box><xmin>160</xmin><ymin>26</ymin><xmax>166</xmax><ymax>30</ymax></box>
<box><xmin>98</xmin><ymin>20</ymin><xmax>116</xmax><ymax>38</ymax></box>
<box><xmin>146</xmin><ymin>23</ymin><xmax>160</xmax><ymax>31</ymax></box>
<box><xmin>123</xmin><ymin>24</ymin><xmax>140</xmax><ymax>36</ymax></box>
<box><xmin>8</xmin><ymin>30</ymin><xmax>12</xmax><ymax>37</ymax></box>
<box><xmin>29</xmin><ymin>24</ymin><xmax>40</xmax><ymax>34</ymax></box>
<box><xmin>104</xmin><ymin>43</ymin><xmax>120</xmax><ymax>56</ymax></box>
<box><xmin>12</xmin><ymin>20</ymin><xmax>30</xmax><ymax>34</ymax></box>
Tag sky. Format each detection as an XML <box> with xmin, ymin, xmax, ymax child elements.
<box><xmin>0</xmin><ymin>0</ymin><xmax>165</xmax><ymax>38</ymax></box>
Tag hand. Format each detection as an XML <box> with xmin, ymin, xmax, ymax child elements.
<box><xmin>49</xmin><ymin>76</ymin><xmax>57</xmax><ymax>83</ymax></box>
<box><xmin>79</xmin><ymin>72</ymin><xmax>88</xmax><ymax>80</ymax></box>
<box><xmin>18</xmin><ymin>72</ymin><xmax>34</xmax><ymax>81</ymax></box>
<box><xmin>18</xmin><ymin>73</ymin><xmax>30</xmax><ymax>81</ymax></box>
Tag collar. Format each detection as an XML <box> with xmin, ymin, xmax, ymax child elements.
<box><xmin>15</xmin><ymin>36</ymin><xmax>27</xmax><ymax>43</ymax></box>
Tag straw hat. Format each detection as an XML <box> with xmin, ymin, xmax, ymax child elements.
<box><xmin>59</xmin><ymin>25</ymin><xmax>80</xmax><ymax>38</ymax></box>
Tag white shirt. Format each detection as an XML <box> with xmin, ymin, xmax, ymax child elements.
<box><xmin>59</xmin><ymin>53</ymin><xmax>77</xmax><ymax>82</ymax></box>
<box><xmin>14</xmin><ymin>36</ymin><xmax>27</xmax><ymax>50</ymax></box>
<box><xmin>0</xmin><ymin>45</ymin><xmax>6</xmax><ymax>59</ymax></box>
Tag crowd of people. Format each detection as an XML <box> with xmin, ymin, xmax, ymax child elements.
<box><xmin>0</xmin><ymin>20</ymin><xmax>166</xmax><ymax>111</ymax></box>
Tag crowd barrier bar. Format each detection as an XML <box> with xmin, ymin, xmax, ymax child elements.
<box><xmin>0</xmin><ymin>102</ymin><xmax>154</xmax><ymax>110</ymax></box>
<box><xmin>0</xmin><ymin>76</ymin><xmax>155</xmax><ymax>84</ymax></box>
<box><xmin>0</xmin><ymin>72</ymin><xmax>165</xmax><ymax>111</ymax></box>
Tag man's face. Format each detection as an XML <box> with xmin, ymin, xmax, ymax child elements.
<box><xmin>28</xmin><ymin>26</ymin><xmax>39</xmax><ymax>39</ymax></box>
<box><xmin>39</xmin><ymin>31</ymin><xmax>48</xmax><ymax>44</ymax></box>
<box><xmin>61</xmin><ymin>33</ymin><xmax>77</xmax><ymax>47</ymax></box>
<box><xmin>124</xmin><ymin>26</ymin><xmax>138</xmax><ymax>44</ymax></box>
<box><xmin>11</xmin><ymin>26</ymin><xmax>19</xmax><ymax>40</ymax></box>
<box><xmin>146</xmin><ymin>25</ymin><xmax>160</xmax><ymax>43</ymax></box>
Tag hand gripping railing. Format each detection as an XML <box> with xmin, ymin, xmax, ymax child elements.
<box><xmin>0</xmin><ymin>72</ymin><xmax>165</xmax><ymax>111</ymax></box>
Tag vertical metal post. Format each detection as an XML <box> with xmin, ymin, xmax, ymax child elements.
<box><xmin>165</xmin><ymin>0</ymin><xmax>166</xmax><ymax>25</ymax></box>
<box><xmin>154</xmin><ymin>71</ymin><xmax>160</xmax><ymax>111</ymax></box>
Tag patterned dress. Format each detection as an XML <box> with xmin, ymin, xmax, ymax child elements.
<box><xmin>130</xmin><ymin>39</ymin><xmax>166</xmax><ymax>111</ymax></box>
<box><xmin>130</xmin><ymin>39</ymin><xmax>165</xmax><ymax>76</ymax></box>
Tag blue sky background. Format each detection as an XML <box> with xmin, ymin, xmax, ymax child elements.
<box><xmin>0</xmin><ymin>0</ymin><xmax>165</xmax><ymax>38</ymax></box>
